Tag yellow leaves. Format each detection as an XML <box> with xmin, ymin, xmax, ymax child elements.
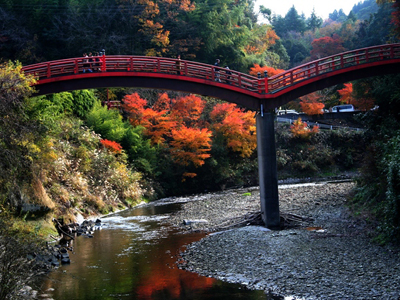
<box><xmin>152</xmin><ymin>29</ymin><xmax>170</xmax><ymax>47</ymax></box>
<box><xmin>290</xmin><ymin>118</ymin><xmax>319</xmax><ymax>139</ymax></box>
<box><xmin>137</xmin><ymin>0</ymin><xmax>160</xmax><ymax>18</ymax></box>
<box><xmin>244</xmin><ymin>25</ymin><xmax>279</xmax><ymax>55</ymax></box>
<box><xmin>0</xmin><ymin>61</ymin><xmax>36</xmax><ymax>99</ymax></box>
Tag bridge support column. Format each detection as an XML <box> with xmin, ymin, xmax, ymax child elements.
<box><xmin>256</xmin><ymin>110</ymin><xmax>280</xmax><ymax>229</ymax></box>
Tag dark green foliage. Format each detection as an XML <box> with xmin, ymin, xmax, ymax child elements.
<box><xmin>351</xmin><ymin>0</ymin><xmax>379</xmax><ymax>21</ymax></box>
<box><xmin>306</xmin><ymin>9</ymin><xmax>323</xmax><ymax>32</ymax></box>
<box><xmin>271</xmin><ymin>6</ymin><xmax>306</xmax><ymax>37</ymax></box>
<box><xmin>281</xmin><ymin>35</ymin><xmax>310</xmax><ymax>67</ymax></box>
<box><xmin>351</xmin><ymin>74</ymin><xmax>400</xmax><ymax>244</ymax></box>
<box><xmin>329</xmin><ymin>9</ymin><xmax>347</xmax><ymax>22</ymax></box>
<box><xmin>70</xmin><ymin>90</ymin><xmax>97</xmax><ymax>119</ymax></box>
<box><xmin>355</xmin><ymin>3</ymin><xmax>396</xmax><ymax>47</ymax></box>
<box><xmin>85</xmin><ymin>100</ymin><xmax>157</xmax><ymax>176</ymax></box>
<box><xmin>275</xmin><ymin>123</ymin><xmax>364</xmax><ymax>179</ymax></box>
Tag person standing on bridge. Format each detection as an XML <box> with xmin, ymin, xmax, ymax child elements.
<box><xmin>225</xmin><ymin>65</ymin><xmax>232</xmax><ymax>84</ymax></box>
<box><xmin>94</xmin><ymin>52</ymin><xmax>101</xmax><ymax>72</ymax></box>
<box><xmin>82</xmin><ymin>53</ymin><xmax>89</xmax><ymax>73</ymax></box>
<box><xmin>87</xmin><ymin>53</ymin><xmax>94</xmax><ymax>73</ymax></box>
<box><xmin>176</xmin><ymin>55</ymin><xmax>182</xmax><ymax>75</ymax></box>
<box><xmin>214</xmin><ymin>59</ymin><xmax>221</xmax><ymax>82</ymax></box>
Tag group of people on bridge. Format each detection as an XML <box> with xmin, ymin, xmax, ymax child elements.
<box><xmin>82</xmin><ymin>49</ymin><xmax>105</xmax><ymax>73</ymax></box>
<box><xmin>214</xmin><ymin>58</ymin><xmax>232</xmax><ymax>84</ymax></box>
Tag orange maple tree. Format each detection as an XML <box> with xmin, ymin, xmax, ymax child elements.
<box><xmin>338</xmin><ymin>82</ymin><xmax>375</xmax><ymax>111</ymax></box>
<box><xmin>249</xmin><ymin>64</ymin><xmax>284</xmax><ymax>77</ymax></box>
<box><xmin>290</xmin><ymin>118</ymin><xmax>319</xmax><ymax>139</ymax></box>
<box><xmin>245</xmin><ymin>26</ymin><xmax>280</xmax><ymax>55</ymax></box>
<box><xmin>122</xmin><ymin>92</ymin><xmax>176</xmax><ymax>144</ymax></box>
<box><xmin>299</xmin><ymin>92</ymin><xmax>325</xmax><ymax>115</ymax></box>
<box><xmin>338</xmin><ymin>83</ymin><xmax>355</xmax><ymax>104</ymax></box>
<box><xmin>210</xmin><ymin>103</ymin><xmax>257</xmax><ymax>158</ymax></box>
<box><xmin>170</xmin><ymin>94</ymin><xmax>205</xmax><ymax>126</ymax></box>
<box><xmin>310</xmin><ymin>34</ymin><xmax>346</xmax><ymax>60</ymax></box>
<box><xmin>123</xmin><ymin>92</ymin><xmax>212</xmax><ymax>176</ymax></box>
<box><xmin>169</xmin><ymin>125</ymin><xmax>212</xmax><ymax>167</ymax></box>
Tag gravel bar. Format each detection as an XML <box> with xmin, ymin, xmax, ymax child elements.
<box><xmin>165</xmin><ymin>182</ymin><xmax>400</xmax><ymax>299</ymax></box>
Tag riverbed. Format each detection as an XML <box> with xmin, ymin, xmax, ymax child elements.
<box><xmin>39</xmin><ymin>181</ymin><xmax>400</xmax><ymax>299</ymax></box>
<box><xmin>168</xmin><ymin>181</ymin><xmax>400</xmax><ymax>299</ymax></box>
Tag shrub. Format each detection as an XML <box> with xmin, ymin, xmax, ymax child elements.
<box><xmin>0</xmin><ymin>227</ymin><xmax>42</xmax><ymax>300</ymax></box>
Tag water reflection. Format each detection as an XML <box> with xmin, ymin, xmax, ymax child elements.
<box><xmin>41</xmin><ymin>203</ymin><xmax>267</xmax><ymax>299</ymax></box>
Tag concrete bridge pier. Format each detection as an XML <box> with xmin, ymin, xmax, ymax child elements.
<box><xmin>256</xmin><ymin>109</ymin><xmax>280</xmax><ymax>229</ymax></box>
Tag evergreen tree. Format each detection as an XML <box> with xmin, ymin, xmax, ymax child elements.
<box><xmin>284</xmin><ymin>6</ymin><xmax>306</xmax><ymax>34</ymax></box>
<box><xmin>351</xmin><ymin>0</ymin><xmax>379</xmax><ymax>21</ymax></box>
<box><xmin>329</xmin><ymin>9</ymin><xmax>347</xmax><ymax>22</ymax></box>
<box><xmin>306</xmin><ymin>8</ymin><xmax>323</xmax><ymax>32</ymax></box>
<box><xmin>355</xmin><ymin>2</ymin><xmax>396</xmax><ymax>47</ymax></box>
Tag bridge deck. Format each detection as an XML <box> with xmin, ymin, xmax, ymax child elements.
<box><xmin>22</xmin><ymin>43</ymin><xmax>400</xmax><ymax>110</ymax></box>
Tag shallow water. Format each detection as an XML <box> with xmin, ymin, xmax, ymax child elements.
<box><xmin>40</xmin><ymin>202</ymin><xmax>268</xmax><ymax>299</ymax></box>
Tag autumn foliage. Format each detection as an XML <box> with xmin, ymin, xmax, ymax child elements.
<box><xmin>338</xmin><ymin>83</ymin><xmax>355</xmax><ymax>104</ymax></box>
<box><xmin>100</xmin><ymin>139</ymin><xmax>123</xmax><ymax>153</ymax></box>
<box><xmin>170</xmin><ymin>126</ymin><xmax>212</xmax><ymax>167</ymax></box>
<box><xmin>244</xmin><ymin>26</ymin><xmax>280</xmax><ymax>55</ymax></box>
<box><xmin>210</xmin><ymin>103</ymin><xmax>256</xmax><ymax>158</ymax></box>
<box><xmin>338</xmin><ymin>82</ymin><xmax>375</xmax><ymax>111</ymax></box>
<box><xmin>310</xmin><ymin>34</ymin><xmax>346</xmax><ymax>60</ymax></box>
<box><xmin>290</xmin><ymin>118</ymin><xmax>319</xmax><ymax>139</ymax></box>
<box><xmin>299</xmin><ymin>92</ymin><xmax>325</xmax><ymax>115</ymax></box>
<box><xmin>122</xmin><ymin>92</ymin><xmax>259</xmax><ymax>181</ymax></box>
<box><xmin>122</xmin><ymin>92</ymin><xmax>212</xmax><ymax>178</ymax></box>
<box><xmin>249</xmin><ymin>64</ymin><xmax>284</xmax><ymax>77</ymax></box>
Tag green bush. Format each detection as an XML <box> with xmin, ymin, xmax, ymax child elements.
<box><xmin>71</xmin><ymin>90</ymin><xmax>97</xmax><ymax>119</ymax></box>
<box><xmin>381</xmin><ymin>133</ymin><xmax>400</xmax><ymax>241</ymax></box>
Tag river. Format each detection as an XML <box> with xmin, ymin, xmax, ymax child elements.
<box><xmin>40</xmin><ymin>201</ymin><xmax>268</xmax><ymax>300</ymax></box>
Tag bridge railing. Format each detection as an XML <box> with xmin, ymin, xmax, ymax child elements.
<box><xmin>21</xmin><ymin>43</ymin><xmax>400</xmax><ymax>96</ymax></box>
<box><xmin>22</xmin><ymin>55</ymin><xmax>260</xmax><ymax>93</ymax></box>
<box><xmin>266</xmin><ymin>43</ymin><xmax>400</xmax><ymax>93</ymax></box>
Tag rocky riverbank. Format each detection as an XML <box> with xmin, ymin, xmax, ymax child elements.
<box><xmin>165</xmin><ymin>181</ymin><xmax>400</xmax><ymax>299</ymax></box>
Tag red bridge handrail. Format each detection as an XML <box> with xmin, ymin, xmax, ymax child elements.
<box><xmin>22</xmin><ymin>55</ymin><xmax>259</xmax><ymax>92</ymax></box>
<box><xmin>22</xmin><ymin>43</ymin><xmax>400</xmax><ymax>95</ymax></box>
<box><xmin>265</xmin><ymin>43</ymin><xmax>400</xmax><ymax>93</ymax></box>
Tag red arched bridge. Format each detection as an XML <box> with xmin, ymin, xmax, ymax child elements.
<box><xmin>22</xmin><ymin>43</ymin><xmax>400</xmax><ymax>111</ymax></box>
<box><xmin>21</xmin><ymin>44</ymin><xmax>400</xmax><ymax>229</ymax></box>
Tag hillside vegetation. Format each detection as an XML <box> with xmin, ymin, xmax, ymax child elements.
<box><xmin>0</xmin><ymin>0</ymin><xmax>399</xmax><ymax>249</ymax></box>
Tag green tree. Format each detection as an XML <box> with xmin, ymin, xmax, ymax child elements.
<box><xmin>352</xmin><ymin>74</ymin><xmax>400</xmax><ymax>243</ymax></box>
<box><xmin>328</xmin><ymin>9</ymin><xmax>347</xmax><ymax>22</ymax></box>
<box><xmin>284</xmin><ymin>6</ymin><xmax>306</xmax><ymax>34</ymax></box>
<box><xmin>355</xmin><ymin>2</ymin><xmax>396</xmax><ymax>47</ymax></box>
<box><xmin>306</xmin><ymin>8</ymin><xmax>323</xmax><ymax>32</ymax></box>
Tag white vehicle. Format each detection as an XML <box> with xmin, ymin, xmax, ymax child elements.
<box><xmin>277</xmin><ymin>109</ymin><xmax>299</xmax><ymax>115</ymax></box>
<box><xmin>331</xmin><ymin>104</ymin><xmax>355</xmax><ymax>112</ymax></box>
